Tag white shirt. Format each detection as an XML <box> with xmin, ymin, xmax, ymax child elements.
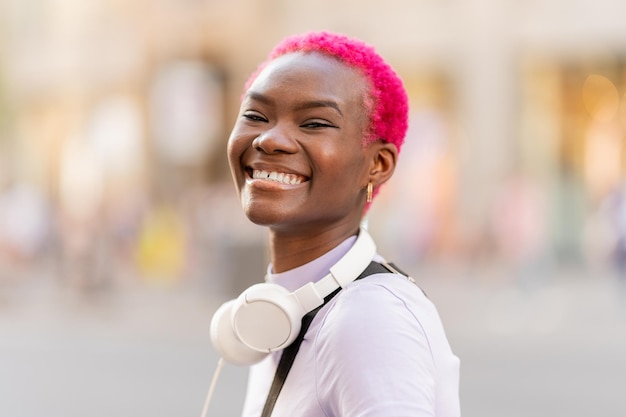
<box><xmin>241</xmin><ymin>236</ymin><xmax>460</xmax><ymax>417</ymax></box>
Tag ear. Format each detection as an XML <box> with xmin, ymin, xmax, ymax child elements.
<box><xmin>366</xmin><ymin>140</ymin><xmax>398</xmax><ymax>188</ymax></box>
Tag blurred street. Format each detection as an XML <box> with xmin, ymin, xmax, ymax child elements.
<box><xmin>2</xmin><ymin>1</ymin><xmax>626</xmax><ymax>416</ymax></box>
<box><xmin>1</xmin><ymin>262</ymin><xmax>625</xmax><ymax>417</ymax></box>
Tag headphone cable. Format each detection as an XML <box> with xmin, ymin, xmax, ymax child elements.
<box><xmin>200</xmin><ymin>357</ymin><xmax>225</xmax><ymax>417</ymax></box>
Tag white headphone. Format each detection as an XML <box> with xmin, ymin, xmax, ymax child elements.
<box><xmin>209</xmin><ymin>228</ymin><xmax>377</xmax><ymax>366</ymax></box>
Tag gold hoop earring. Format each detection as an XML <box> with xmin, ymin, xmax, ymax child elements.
<box><xmin>366</xmin><ymin>182</ymin><xmax>373</xmax><ymax>203</ymax></box>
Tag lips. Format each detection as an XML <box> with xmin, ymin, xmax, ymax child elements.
<box><xmin>251</xmin><ymin>169</ymin><xmax>308</xmax><ymax>185</ymax></box>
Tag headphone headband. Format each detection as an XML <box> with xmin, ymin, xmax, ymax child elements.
<box><xmin>210</xmin><ymin>227</ymin><xmax>377</xmax><ymax>365</ymax></box>
<box><xmin>293</xmin><ymin>227</ymin><xmax>375</xmax><ymax>312</ymax></box>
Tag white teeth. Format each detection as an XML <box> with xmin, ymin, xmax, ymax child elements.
<box><xmin>252</xmin><ymin>169</ymin><xmax>304</xmax><ymax>185</ymax></box>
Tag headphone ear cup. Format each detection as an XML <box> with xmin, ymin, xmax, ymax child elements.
<box><xmin>232</xmin><ymin>283</ymin><xmax>304</xmax><ymax>352</ymax></box>
<box><xmin>210</xmin><ymin>300</ymin><xmax>269</xmax><ymax>366</ymax></box>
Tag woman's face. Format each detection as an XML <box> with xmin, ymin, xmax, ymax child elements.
<box><xmin>227</xmin><ymin>52</ymin><xmax>373</xmax><ymax>235</ymax></box>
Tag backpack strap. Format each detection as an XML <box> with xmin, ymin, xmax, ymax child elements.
<box><xmin>260</xmin><ymin>261</ymin><xmax>398</xmax><ymax>417</ymax></box>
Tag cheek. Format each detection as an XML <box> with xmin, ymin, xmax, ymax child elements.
<box><xmin>226</xmin><ymin>126</ymin><xmax>249</xmax><ymax>168</ymax></box>
<box><xmin>225</xmin><ymin>140</ymin><xmax>238</xmax><ymax>174</ymax></box>
<box><xmin>345</xmin><ymin>153</ymin><xmax>369</xmax><ymax>183</ymax></box>
<box><xmin>315</xmin><ymin>143</ymin><xmax>368</xmax><ymax>187</ymax></box>
<box><xmin>339</xmin><ymin>126</ymin><xmax>370</xmax><ymax>174</ymax></box>
<box><xmin>226</xmin><ymin>135</ymin><xmax>237</xmax><ymax>163</ymax></box>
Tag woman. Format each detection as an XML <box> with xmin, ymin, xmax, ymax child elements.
<box><xmin>211</xmin><ymin>31</ymin><xmax>460</xmax><ymax>417</ymax></box>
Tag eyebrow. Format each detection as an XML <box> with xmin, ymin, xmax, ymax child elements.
<box><xmin>246</xmin><ymin>91</ymin><xmax>344</xmax><ymax>117</ymax></box>
<box><xmin>295</xmin><ymin>100</ymin><xmax>344</xmax><ymax>117</ymax></box>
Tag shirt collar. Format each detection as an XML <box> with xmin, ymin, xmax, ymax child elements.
<box><xmin>265</xmin><ymin>235</ymin><xmax>357</xmax><ymax>293</ymax></box>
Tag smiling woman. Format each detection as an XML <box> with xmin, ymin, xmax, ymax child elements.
<box><xmin>209</xmin><ymin>32</ymin><xmax>460</xmax><ymax>417</ymax></box>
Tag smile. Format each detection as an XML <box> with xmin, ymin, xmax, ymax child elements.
<box><xmin>251</xmin><ymin>169</ymin><xmax>308</xmax><ymax>185</ymax></box>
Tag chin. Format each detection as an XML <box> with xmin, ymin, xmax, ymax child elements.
<box><xmin>243</xmin><ymin>203</ymin><xmax>281</xmax><ymax>227</ymax></box>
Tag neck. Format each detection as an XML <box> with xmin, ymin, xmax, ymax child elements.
<box><xmin>268</xmin><ymin>223</ymin><xmax>361</xmax><ymax>273</ymax></box>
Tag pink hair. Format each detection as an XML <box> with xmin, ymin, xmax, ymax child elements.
<box><xmin>244</xmin><ymin>31</ymin><xmax>409</xmax><ymax>155</ymax></box>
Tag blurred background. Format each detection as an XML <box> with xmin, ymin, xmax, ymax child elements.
<box><xmin>1</xmin><ymin>0</ymin><xmax>625</xmax><ymax>416</ymax></box>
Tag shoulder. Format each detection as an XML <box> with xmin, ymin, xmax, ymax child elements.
<box><xmin>315</xmin><ymin>272</ymin><xmax>438</xmax><ymax>358</ymax></box>
<box><xmin>311</xmin><ymin>273</ymin><xmax>442</xmax><ymax>415</ymax></box>
<box><xmin>326</xmin><ymin>271</ymin><xmax>436</xmax><ymax>329</ymax></box>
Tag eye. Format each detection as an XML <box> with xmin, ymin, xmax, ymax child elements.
<box><xmin>242</xmin><ymin>111</ymin><xmax>268</xmax><ymax>123</ymax></box>
<box><xmin>301</xmin><ymin>120</ymin><xmax>338</xmax><ymax>129</ymax></box>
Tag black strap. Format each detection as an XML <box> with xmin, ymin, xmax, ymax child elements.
<box><xmin>260</xmin><ymin>261</ymin><xmax>393</xmax><ymax>417</ymax></box>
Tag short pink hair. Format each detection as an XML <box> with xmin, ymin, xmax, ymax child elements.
<box><xmin>244</xmin><ymin>31</ymin><xmax>409</xmax><ymax>154</ymax></box>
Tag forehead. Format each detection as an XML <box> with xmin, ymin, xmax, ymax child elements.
<box><xmin>246</xmin><ymin>52</ymin><xmax>368</xmax><ymax>105</ymax></box>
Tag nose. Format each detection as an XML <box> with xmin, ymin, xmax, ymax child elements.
<box><xmin>252</xmin><ymin>125</ymin><xmax>298</xmax><ymax>154</ymax></box>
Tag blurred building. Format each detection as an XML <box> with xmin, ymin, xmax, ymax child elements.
<box><xmin>0</xmin><ymin>0</ymin><xmax>625</xmax><ymax>286</ymax></box>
